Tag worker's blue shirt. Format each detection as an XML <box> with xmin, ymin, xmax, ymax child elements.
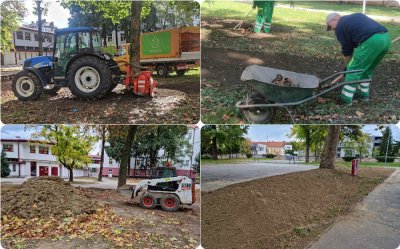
<box><xmin>335</xmin><ymin>13</ymin><xmax>388</xmax><ymax>56</ymax></box>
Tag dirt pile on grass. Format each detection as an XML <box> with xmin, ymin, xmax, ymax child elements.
<box><xmin>201</xmin><ymin>167</ymin><xmax>395</xmax><ymax>249</ymax></box>
<box><xmin>1</xmin><ymin>176</ymin><xmax>100</xmax><ymax>219</ymax></box>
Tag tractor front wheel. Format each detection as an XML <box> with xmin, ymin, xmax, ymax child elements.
<box><xmin>67</xmin><ymin>56</ymin><xmax>112</xmax><ymax>100</ymax></box>
<box><xmin>160</xmin><ymin>194</ymin><xmax>180</xmax><ymax>212</ymax></box>
<box><xmin>140</xmin><ymin>194</ymin><xmax>157</xmax><ymax>209</ymax></box>
<box><xmin>12</xmin><ymin>71</ymin><xmax>43</xmax><ymax>101</ymax></box>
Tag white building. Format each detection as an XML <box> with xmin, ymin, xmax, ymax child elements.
<box><xmin>1</xmin><ymin>21</ymin><xmax>55</xmax><ymax>66</ymax></box>
<box><xmin>1</xmin><ymin>139</ymin><xmax>87</xmax><ymax>178</ymax></box>
<box><xmin>88</xmin><ymin>127</ymin><xmax>200</xmax><ymax>179</ymax></box>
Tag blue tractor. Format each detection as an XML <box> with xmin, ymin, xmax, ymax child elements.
<box><xmin>12</xmin><ymin>27</ymin><xmax>121</xmax><ymax>101</ymax></box>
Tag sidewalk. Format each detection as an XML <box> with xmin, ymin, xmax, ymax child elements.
<box><xmin>309</xmin><ymin>169</ymin><xmax>400</xmax><ymax>249</ymax></box>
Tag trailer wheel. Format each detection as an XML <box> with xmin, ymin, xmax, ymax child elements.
<box><xmin>176</xmin><ymin>70</ymin><xmax>186</xmax><ymax>76</ymax></box>
<box><xmin>67</xmin><ymin>56</ymin><xmax>112</xmax><ymax>100</ymax></box>
<box><xmin>140</xmin><ymin>194</ymin><xmax>156</xmax><ymax>209</ymax></box>
<box><xmin>12</xmin><ymin>71</ymin><xmax>43</xmax><ymax>101</ymax></box>
<box><xmin>156</xmin><ymin>64</ymin><xmax>168</xmax><ymax>78</ymax></box>
<box><xmin>161</xmin><ymin>195</ymin><xmax>180</xmax><ymax>212</ymax></box>
<box><xmin>242</xmin><ymin>93</ymin><xmax>276</xmax><ymax>124</ymax></box>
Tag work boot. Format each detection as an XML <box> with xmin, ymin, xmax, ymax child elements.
<box><xmin>354</xmin><ymin>92</ymin><xmax>370</xmax><ymax>102</ymax></box>
<box><xmin>337</xmin><ymin>95</ymin><xmax>353</xmax><ymax>106</ymax></box>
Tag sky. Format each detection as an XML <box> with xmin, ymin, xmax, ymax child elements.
<box><xmin>22</xmin><ymin>0</ymin><xmax>70</xmax><ymax>28</ymax></box>
<box><xmin>246</xmin><ymin>124</ymin><xmax>400</xmax><ymax>142</ymax></box>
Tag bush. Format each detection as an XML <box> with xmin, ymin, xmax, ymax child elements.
<box><xmin>343</xmin><ymin>157</ymin><xmax>356</xmax><ymax>162</ymax></box>
<box><xmin>101</xmin><ymin>46</ymin><xmax>118</xmax><ymax>55</ymax></box>
<box><xmin>375</xmin><ymin>156</ymin><xmax>395</xmax><ymax>163</ymax></box>
<box><xmin>266</xmin><ymin>154</ymin><xmax>275</xmax><ymax>158</ymax></box>
<box><xmin>246</xmin><ymin>154</ymin><xmax>253</xmax><ymax>158</ymax></box>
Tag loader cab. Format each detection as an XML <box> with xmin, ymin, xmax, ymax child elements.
<box><xmin>52</xmin><ymin>27</ymin><xmax>102</xmax><ymax>81</ymax></box>
<box><xmin>149</xmin><ymin>167</ymin><xmax>177</xmax><ymax>179</ymax></box>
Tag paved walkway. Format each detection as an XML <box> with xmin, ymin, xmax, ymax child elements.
<box><xmin>309</xmin><ymin>169</ymin><xmax>400</xmax><ymax>249</ymax></box>
<box><xmin>201</xmin><ymin>161</ymin><xmax>317</xmax><ymax>191</ymax></box>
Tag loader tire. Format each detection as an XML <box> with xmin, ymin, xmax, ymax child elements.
<box><xmin>12</xmin><ymin>71</ymin><xmax>43</xmax><ymax>101</ymax></box>
<box><xmin>140</xmin><ymin>194</ymin><xmax>157</xmax><ymax>209</ymax></box>
<box><xmin>156</xmin><ymin>64</ymin><xmax>169</xmax><ymax>78</ymax></box>
<box><xmin>160</xmin><ymin>194</ymin><xmax>180</xmax><ymax>212</ymax></box>
<box><xmin>67</xmin><ymin>56</ymin><xmax>112</xmax><ymax>100</ymax></box>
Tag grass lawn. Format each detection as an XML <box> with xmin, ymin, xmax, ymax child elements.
<box><xmin>201</xmin><ymin>1</ymin><xmax>400</xmax><ymax>124</ymax></box>
<box><xmin>305</xmin><ymin>161</ymin><xmax>400</xmax><ymax>167</ymax></box>
<box><xmin>280</xmin><ymin>1</ymin><xmax>400</xmax><ymax>18</ymax></box>
<box><xmin>201</xmin><ymin>157</ymin><xmax>275</xmax><ymax>165</ymax></box>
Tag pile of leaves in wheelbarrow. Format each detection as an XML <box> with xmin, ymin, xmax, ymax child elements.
<box><xmin>1</xmin><ymin>176</ymin><xmax>99</xmax><ymax>219</ymax></box>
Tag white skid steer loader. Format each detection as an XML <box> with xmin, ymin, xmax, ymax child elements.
<box><xmin>131</xmin><ymin>167</ymin><xmax>196</xmax><ymax>212</ymax></box>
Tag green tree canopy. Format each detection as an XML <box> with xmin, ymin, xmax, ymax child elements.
<box><xmin>37</xmin><ymin>125</ymin><xmax>96</xmax><ymax>182</ymax></box>
<box><xmin>1</xmin><ymin>148</ymin><xmax>11</xmax><ymax>177</ymax></box>
<box><xmin>0</xmin><ymin>1</ymin><xmax>27</xmax><ymax>54</ymax></box>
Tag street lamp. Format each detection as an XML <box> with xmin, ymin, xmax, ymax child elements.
<box><xmin>15</xmin><ymin>136</ymin><xmax>21</xmax><ymax>177</ymax></box>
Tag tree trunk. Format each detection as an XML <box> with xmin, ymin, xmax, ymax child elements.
<box><xmin>149</xmin><ymin>150</ymin><xmax>157</xmax><ymax>167</ymax></box>
<box><xmin>130</xmin><ymin>1</ymin><xmax>143</xmax><ymax>75</ymax></box>
<box><xmin>117</xmin><ymin>126</ymin><xmax>137</xmax><ymax>188</ymax></box>
<box><xmin>98</xmin><ymin>126</ymin><xmax>106</xmax><ymax>181</ymax></box>
<box><xmin>320</xmin><ymin>125</ymin><xmax>341</xmax><ymax>169</ymax></box>
<box><xmin>115</xmin><ymin>25</ymin><xmax>119</xmax><ymax>48</ymax></box>
<box><xmin>305</xmin><ymin>129</ymin><xmax>310</xmax><ymax>163</ymax></box>
<box><xmin>68</xmin><ymin>167</ymin><xmax>73</xmax><ymax>182</ymax></box>
<box><xmin>37</xmin><ymin>1</ymin><xmax>43</xmax><ymax>56</ymax></box>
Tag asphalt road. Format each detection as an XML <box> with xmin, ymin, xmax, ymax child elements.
<box><xmin>309</xmin><ymin>169</ymin><xmax>400</xmax><ymax>249</ymax></box>
<box><xmin>201</xmin><ymin>161</ymin><xmax>318</xmax><ymax>191</ymax></box>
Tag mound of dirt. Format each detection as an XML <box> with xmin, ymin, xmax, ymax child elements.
<box><xmin>1</xmin><ymin>176</ymin><xmax>100</xmax><ymax>219</ymax></box>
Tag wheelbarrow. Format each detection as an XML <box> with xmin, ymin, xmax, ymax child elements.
<box><xmin>235</xmin><ymin>65</ymin><xmax>372</xmax><ymax>123</ymax></box>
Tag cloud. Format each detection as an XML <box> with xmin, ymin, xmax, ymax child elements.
<box><xmin>22</xmin><ymin>0</ymin><xmax>70</xmax><ymax>28</ymax></box>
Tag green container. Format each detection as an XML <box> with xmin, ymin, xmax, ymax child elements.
<box><xmin>141</xmin><ymin>31</ymin><xmax>172</xmax><ymax>56</ymax></box>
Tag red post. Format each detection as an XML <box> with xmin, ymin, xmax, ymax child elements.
<box><xmin>351</xmin><ymin>159</ymin><xmax>359</xmax><ymax>176</ymax></box>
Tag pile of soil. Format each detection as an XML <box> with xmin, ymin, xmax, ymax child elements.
<box><xmin>1</xmin><ymin>177</ymin><xmax>100</xmax><ymax>219</ymax></box>
<box><xmin>201</xmin><ymin>167</ymin><xmax>394</xmax><ymax>249</ymax></box>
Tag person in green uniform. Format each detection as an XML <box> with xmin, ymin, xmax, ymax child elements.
<box><xmin>253</xmin><ymin>1</ymin><xmax>275</xmax><ymax>33</ymax></box>
<box><xmin>326</xmin><ymin>12</ymin><xmax>391</xmax><ymax>105</ymax></box>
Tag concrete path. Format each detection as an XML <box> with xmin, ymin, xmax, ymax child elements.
<box><xmin>201</xmin><ymin>161</ymin><xmax>317</xmax><ymax>192</ymax></box>
<box><xmin>309</xmin><ymin>169</ymin><xmax>400</xmax><ymax>249</ymax></box>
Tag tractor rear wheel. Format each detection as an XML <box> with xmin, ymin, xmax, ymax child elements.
<box><xmin>12</xmin><ymin>71</ymin><xmax>43</xmax><ymax>101</ymax></box>
<box><xmin>160</xmin><ymin>194</ymin><xmax>180</xmax><ymax>212</ymax></box>
<box><xmin>67</xmin><ymin>56</ymin><xmax>112</xmax><ymax>100</ymax></box>
<box><xmin>140</xmin><ymin>194</ymin><xmax>157</xmax><ymax>209</ymax></box>
<box><xmin>242</xmin><ymin>93</ymin><xmax>276</xmax><ymax>124</ymax></box>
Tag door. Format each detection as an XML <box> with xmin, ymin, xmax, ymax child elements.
<box><xmin>51</xmin><ymin>167</ymin><xmax>58</xmax><ymax>176</ymax></box>
<box><xmin>39</xmin><ymin>166</ymin><xmax>48</xmax><ymax>176</ymax></box>
<box><xmin>31</xmin><ymin>161</ymin><xmax>37</xmax><ymax>176</ymax></box>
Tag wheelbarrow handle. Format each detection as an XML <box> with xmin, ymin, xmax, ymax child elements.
<box><xmin>236</xmin><ymin>79</ymin><xmax>372</xmax><ymax>109</ymax></box>
<box><xmin>319</xmin><ymin>70</ymin><xmax>363</xmax><ymax>86</ymax></box>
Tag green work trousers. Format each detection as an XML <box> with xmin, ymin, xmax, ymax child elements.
<box><xmin>254</xmin><ymin>1</ymin><xmax>275</xmax><ymax>33</ymax></box>
<box><xmin>341</xmin><ymin>32</ymin><xmax>391</xmax><ymax>103</ymax></box>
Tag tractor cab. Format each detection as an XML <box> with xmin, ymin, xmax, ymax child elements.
<box><xmin>149</xmin><ymin>167</ymin><xmax>177</xmax><ymax>179</ymax></box>
<box><xmin>53</xmin><ymin>27</ymin><xmax>103</xmax><ymax>81</ymax></box>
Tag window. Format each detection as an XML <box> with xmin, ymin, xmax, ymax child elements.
<box><xmin>109</xmin><ymin>158</ymin><xmax>113</xmax><ymax>165</ymax></box>
<box><xmin>55</xmin><ymin>33</ymin><xmax>77</xmax><ymax>58</ymax></box>
<box><xmin>25</xmin><ymin>32</ymin><xmax>31</xmax><ymax>40</ymax></box>
<box><xmin>92</xmin><ymin>31</ymin><xmax>102</xmax><ymax>52</ymax></box>
<box><xmin>47</xmin><ymin>36</ymin><xmax>52</xmax><ymax>43</ymax></box>
<box><xmin>16</xmin><ymin>31</ymin><xmax>23</xmax><ymax>39</ymax></box>
<box><xmin>107</xmin><ymin>36</ymin><xmax>113</xmax><ymax>42</ymax></box>
<box><xmin>34</xmin><ymin>34</ymin><xmax>38</xmax><ymax>41</ymax></box>
<box><xmin>13</xmin><ymin>165</ymin><xmax>16</xmax><ymax>172</ymax></box>
<box><xmin>78</xmin><ymin>32</ymin><xmax>91</xmax><ymax>49</ymax></box>
<box><xmin>3</xmin><ymin>144</ymin><xmax>13</xmax><ymax>152</ymax></box>
<box><xmin>30</xmin><ymin>145</ymin><xmax>36</xmax><ymax>153</ymax></box>
<box><xmin>120</xmin><ymin>33</ymin><xmax>125</xmax><ymax>41</ymax></box>
<box><xmin>39</xmin><ymin>146</ymin><xmax>49</xmax><ymax>154</ymax></box>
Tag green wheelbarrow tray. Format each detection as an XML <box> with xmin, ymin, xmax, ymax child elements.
<box><xmin>236</xmin><ymin>65</ymin><xmax>372</xmax><ymax>108</ymax></box>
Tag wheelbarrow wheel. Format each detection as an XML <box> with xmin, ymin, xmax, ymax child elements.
<box><xmin>242</xmin><ymin>93</ymin><xmax>276</xmax><ymax>124</ymax></box>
